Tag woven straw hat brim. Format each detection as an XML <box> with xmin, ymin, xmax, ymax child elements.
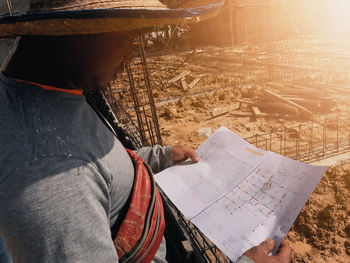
<box><xmin>0</xmin><ymin>0</ymin><xmax>224</xmax><ymax>37</ymax></box>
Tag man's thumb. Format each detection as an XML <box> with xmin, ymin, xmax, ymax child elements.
<box><xmin>259</xmin><ymin>238</ymin><xmax>274</xmax><ymax>255</ymax></box>
<box><xmin>275</xmin><ymin>239</ymin><xmax>292</xmax><ymax>260</ymax></box>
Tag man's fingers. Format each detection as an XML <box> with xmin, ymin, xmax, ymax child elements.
<box><xmin>275</xmin><ymin>239</ymin><xmax>292</xmax><ymax>261</ymax></box>
<box><xmin>172</xmin><ymin>145</ymin><xmax>199</xmax><ymax>164</ymax></box>
<box><xmin>244</xmin><ymin>239</ymin><xmax>293</xmax><ymax>263</ymax></box>
<box><xmin>185</xmin><ymin>148</ymin><xmax>200</xmax><ymax>162</ymax></box>
<box><xmin>259</xmin><ymin>238</ymin><xmax>274</xmax><ymax>255</ymax></box>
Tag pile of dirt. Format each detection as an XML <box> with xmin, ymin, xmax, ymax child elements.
<box><xmin>287</xmin><ymin>162</ymin><xmax>350</xmax><ymax>263</ymax></box>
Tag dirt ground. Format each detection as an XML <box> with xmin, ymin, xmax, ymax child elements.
<box><xmin>287</xmin><ymin>161</ymin><xmax>350</xmax><ymax>263</ymax></box>
<box><xmin>115</xmin><ymin>43</ymin><xmax>350</xmax><ymax>262</ymax></box>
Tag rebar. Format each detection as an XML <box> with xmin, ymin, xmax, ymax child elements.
<box><xmin>245</xmin><ymin>114</ymin><xmax>350</xmax><ymax>163</ymax></box>
<box><xmin>137</xmin><ymin>36</ymin><xmax>163</xmax><ymax>145</ymax></box>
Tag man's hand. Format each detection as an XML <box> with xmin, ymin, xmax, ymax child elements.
<box><xmin>244</xmin><ymin>238</ymin><xmax>292</xmax><ymax>263</ymax></box>
<box><xmin>171</xmin><ymin>145</ymin><xmax>199</xmax><ymax>164</ymax></box>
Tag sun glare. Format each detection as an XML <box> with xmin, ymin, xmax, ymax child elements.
<box><xmin>323</xmin><ymin>0</ymin><xmax>350</xmax><ymax>28</ymax></box>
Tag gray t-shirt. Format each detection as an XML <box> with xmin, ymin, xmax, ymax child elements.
<box><xmin>0</xmin><ymin>74</ymin><xmax>173</xmax><ymax>263</ymax></box>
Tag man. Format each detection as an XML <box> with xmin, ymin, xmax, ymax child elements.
<box><xmin>0</xmin><ymin>0</ymin><xmax>292</xmax><ymax>262</ymax></box>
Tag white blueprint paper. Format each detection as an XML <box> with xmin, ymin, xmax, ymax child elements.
<box><xmin>155</xmin><ymin>126</ymin><xmax>328</xmax><ymax>262</ymax></box>
<box><xmin>156</xmin><ymin>126</ymin><xmax>268</xmax><ymax>219</ymax></box>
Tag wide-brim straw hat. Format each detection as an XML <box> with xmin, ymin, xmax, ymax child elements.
<box><xmin>0</xmin><ymin>0</ymin><xmax>224</xmax><ymax>37</ymax></box>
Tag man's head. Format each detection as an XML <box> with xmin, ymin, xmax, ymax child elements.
<box><xmin>71</xmin><ymin>31</ymin><xmax>135</xmax><ymax>90</ymax></box>
<box><xmin>4</xmin><ymin>31</ymin><xmax>135</xmax><ymax>90</ymax></box>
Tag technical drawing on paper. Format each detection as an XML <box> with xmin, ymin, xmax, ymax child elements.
<box><xmin>156</xmin><ymin>127</ymin><xmax>328</xmax><ymax>262</ymax></box>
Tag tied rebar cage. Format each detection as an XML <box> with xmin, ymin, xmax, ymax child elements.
<box><xmin>111</xmin><ymin>36</ymin><xmax>163</xmax><ymax>148</ymax></box>
<box><xmin>244</xmin><ymin>114</ymin><xmax>350</xmax><ymax>163</ymax></box>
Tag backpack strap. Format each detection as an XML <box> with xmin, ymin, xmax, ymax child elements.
<box><xmin>113</xmin><ymin>149</ymin><xmax>165</xmax><ymax>263</ymax></box>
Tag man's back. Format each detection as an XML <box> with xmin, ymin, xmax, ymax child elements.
<box><xmin>0</xmin><ymin>74</ymin><xmax>135</xmax><ymax>262</ymax></box>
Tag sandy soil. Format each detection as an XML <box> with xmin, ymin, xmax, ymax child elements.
<box><xmin>288</xmin><ymin>162</ymin><xmax>350</xmax><ymax>263</ymax></box>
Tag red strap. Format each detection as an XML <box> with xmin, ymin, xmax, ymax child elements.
<box><xmin>14</xmin><ymin>78</ymin><xmax>83</xmax><ymax>96</ymax></box>
<box><xmin>135</xmin><ymin>192</ymin><xmax>165</xmax><ymax>263</ymax></box>
<box><xmin>114</xmin><ymin>149</ymin><xmax>165</xmax><ymax>263</ymax></box>
<box><xmin>114</xmin><ymin>151</ymin><xmax>151</xmax><ymax>256</ymax></box>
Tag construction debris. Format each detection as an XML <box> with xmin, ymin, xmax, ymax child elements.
<box><xmin>251</xmin><ymin>106</ymin><xmax>262</xmax><ymax>117</ymax></box>
<box><xmin>168</xmin><ymin>70</ymin><xmax>191</xmax><ymax>84</ymax></box>
<box><xmin>180</xmin><ymin>77</ymin><xmax>188</xmax><ymax>91</ymax></box>
<box><xmin>262</xmin><ymin>88</ymin><xmax>314</xmax><ymax>117</ymax></box>
<box><xmin>188</xmin><ymin>76</ymin><xmax>203</xmax><ymax>89</ymax></box>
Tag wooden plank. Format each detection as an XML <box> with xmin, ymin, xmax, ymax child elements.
<box><xmin>285</xmin><ymin>97</ymin><xmax>310</xmax><ymax>102</ymax></box>
<box><xmin>229</xmin><ymin>111</ymin><xmax>295</xmax><ymax>119</ymax></box>
<box><xmin>229</xmin><ymin>111</ymin><xmax>255</xmax><ymax>117</ymax></box>
<box><xmin>188</xmin><ymin>76</ymin><xmax>202</xmax><ymax>89</ymax></box>
<box><xmin>208</xmin><ymin>104</ymin><xmax>240</xmax><ymax>120</ymax></box>
<box><xmin>279</xmin><ymin>95</ymin><xmax>302</xmax><ymax>99</ymax></box>
<box><xmin>230</xmin><ymin>112</ymin><xmax>272</xmax><ymax>118</ymax></box>
<box><xmin>270</xmin><ymin>88</ymin><xmax>325</xmax><ymax>98</ymax></box>
<box><xmin>180</xmin><ymin>77</ymin><xmax>188</xmax><ymax>91</ymax></box>
<box><xmin>204</xmin><ymin>110</ymin><xmax>231</xmax><ymax>121</ymax></box>
<box><xmin>257</xmin><ymin>101</ymin><xmax>298</xmax><ymax>116</ymax></box>
<box><xmin>151</xmin><ymin>66</ymin><xmax>167</xmax><ymax>76</ymax></box>
<box><xmin>278</xmin><ymin>96</ymin><xmax>310</xmax><ymax>102</ymax></box>
<box><xmin>234</xmin><ymin>99</ymin><xmax>255</xmax><ymax>105</ymax></box>
<box><xmin>262</xmin><ymin>89</ymin><xmax>314</xmax><ymax>116</ymax></box>
<box><xmin>168</xmin><ymin>70</ymin><xmax>190</xmax><ymax>84</ymax></box>
<box><xmin>251</xmin><ymin>106</ymin><xmax>262</xmax><ymax>116</ymax></box>
<box><xmin>157</xmin><ymin>76</ymin><xmax>167</xmax><ymax>91</ymax></box>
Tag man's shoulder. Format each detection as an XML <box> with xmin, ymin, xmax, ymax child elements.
<box><xmin>0</xmin><ymin>157</ymin><xmax>119</xmax><ymax>263</ymax></box>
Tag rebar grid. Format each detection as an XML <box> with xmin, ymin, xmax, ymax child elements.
<box><xmin>265</xmin><ymin>33</ymin><xmax>350</xmax><ymax>84</ymax></box>
<box><xmin>245</xmin><ymin>114</ymin><xmax>350</xmax><ymax>163</ymax></box>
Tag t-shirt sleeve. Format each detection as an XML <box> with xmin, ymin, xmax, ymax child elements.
<box><xmin>134</xmin><ymin>145</ymin><xmax>173</xmax><ymax>174</ymax></box>
<box><xmin>0</xmin><ymin>157</ymin><xmax>119</xmax><ymax>263</ymax></box>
